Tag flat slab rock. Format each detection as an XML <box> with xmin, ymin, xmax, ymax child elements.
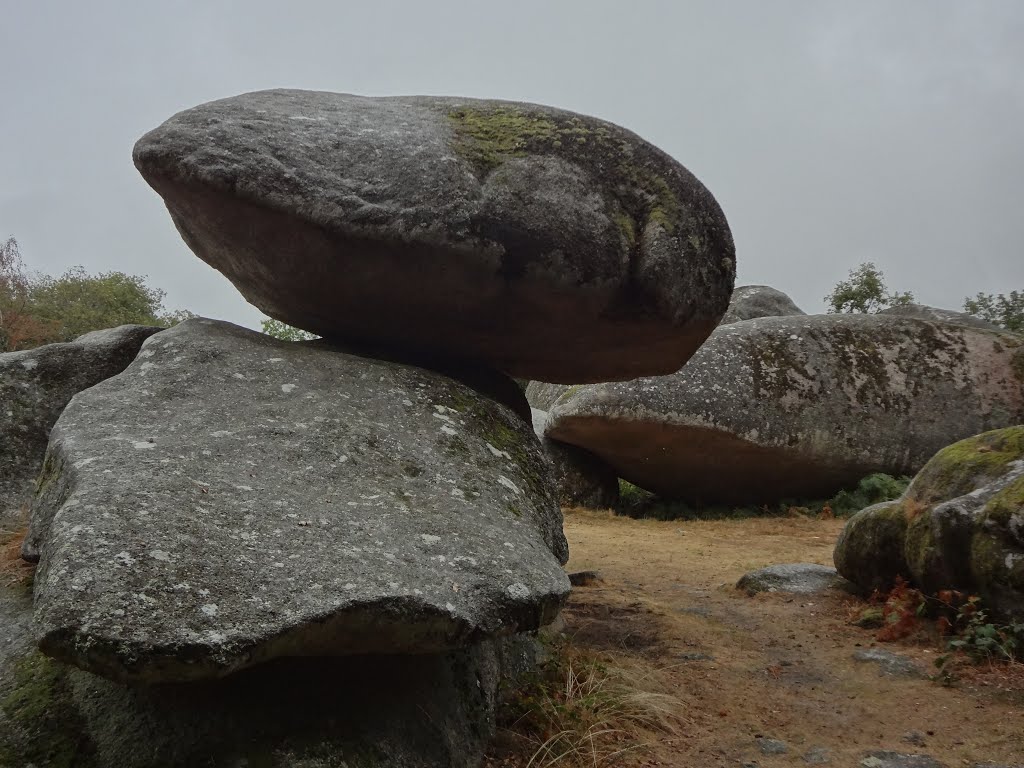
<box><xmin>737</xmin><ymin>563</ymin><xmax>852</xmax><ymax>595</ymax></box>
<box><xmin>133</xmin><ymin>90</ymin><xmax>736</xmax><ymax>383</ymax></box>
<box><xmin>26</xmin><ymin>319</ymin><xmax>570</xmax><ymax>683</ymax></box>
<box><xmin>0</xmin><ymin>325</ymin><xmax>162</xmax><ymax>525</ymax></box>
<box><xmin>545</xmin><ymin>313</ymin><xmax>1024</xmax><ymax>502</ymax></box>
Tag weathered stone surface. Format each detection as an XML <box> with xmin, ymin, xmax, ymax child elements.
<box><xmin>835</xmin><ymin>427</ymin><xmax>1024</xmax><ymax>618</ymax></box>
<box><xmin>134</xmin><ymin>90</ymin><xmax>736</xmax><ymax>383</ymax></box>
<box><xmin>0</xmin><ymin>623</ymin><xmax>531</xmax><ymax>768</ymax></box>
<box><xmin>545</xmin><ymin>314</ymin><xmax>1024</xmax><ymax>503</ymax></box>
<box><xmin>531</xmin><ymin>408</ymin><xmax>619</xmax><ymax>509</ymax></box>
<box><xmin>720</xmin><ymin>284</ymin><xmax>805</xmax><ymax>325</ymax></box>
<box><xmin>737</xmin><ymin>563</ymin><xmax>853</xmax><ymax>596</ymax></box>
<box><xmin>878</xmin><ymin>303</ymin><xmax>1004</xmax><ymax>331</ymax></box>
<box><xmin>860</xmin><ymin>751</ymin><xmax>946</xmax><ymax>768</ymax></box>
<box><xmin>526</xmin><ymin>381</ymin><xmax>572</xmax><ymax>412</ymax></box>
<box><xmin>0</xmin><ymin>325</ymin><xmax>162</xmax><ymax>526</ymax></box>
<box><xmin>25</xmin><ymin>319</ymin><xmax>569</xmax><ymax>683</ymax></box>
<box><xmin>852</xmin><ymin>649</ymin><xmax>926</xmax><ymax>679</ymax></box>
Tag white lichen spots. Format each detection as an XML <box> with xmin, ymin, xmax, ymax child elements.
<box><xmin>267</xmin><ymin>357</ymin><xmax>285</xmax><ymax>363</ymax></box>
<box><xmin>232</xmin><ymin>372</ymin><xmax>247</xmax><ymax>380</ymax></box>
<box><xmin>235</xmin><ymin>485</ymin><xmax>255</xmax><ymax>492</ymax></box>
<box><xmin>420</xmin><ymin>534</ymin><xmax>442</xmax><ymax>546</ymax></box>
<box><xmin>206</xmin><ymin>631</ymin><xmax>227</xmax><ymax>643</ymax></box>
<box><xmin>200</xmin><ymin>604</ymin><xmax>219</xmax><ymax>617</ymax></box>
<box><xmin>113</xmin><ymin>551</ymin><xmax>136</xmax><ymax>567</ymax></box>
<box><xmin>273</xmin><ymin>562</ymin><xmax>285</xmax><ymax>568</ymax></box>
<box><xmin>503</xmin><ymin>542</ymin><xmax>515</xmax><ymax>549</ymax></box>
<box><xmin>450</xmin><ymin>487</ymin><xmax>465</xmax><ymax>498</ymax></box>
<box><xmin>445</xmin><ymin>602</ymin><xmax>456</xmax><ymax>613</ymax></box>
<box><xmin>281</xmin><ymin>383</ymin><xmax>298</xmax><ymax>393</ymax></box>
<box><xmin>199</xmin><ymin>588</ymin><xmax>211</xmax><ymax>597</ymax></box>
<box><xmin>441</xmin><ymin>425</ymin><xmax>458</xmax><ymax>436</ymax></box>
<box><xmin>344</xmin><ymin>582</ymin><xmax>356</xmax><ymax>590</ymax></box>
<box><xmin>506</xmin><ymin>582</ymin><xmax>530</xmax><ymax>600</ymax></box>
<box><xmin>133</xmin><ymin>440</ymin><xmax>156</xmax><ymax>450</ymax></box>
<box><xmin>210</xmin><ymin>430</ymin><xmax>234</xmax><ymax>438</ymax></box>
<box><xmin>497</xmin><ymin>475</ymin><xmax>521</xmax><ymax>495</ymax></box>
<box><xmin>138</xmin><ymin>349</ymin><xmax>155</xmax><ymax>358</ymax></box>
<box><xmin>73</xmin><ymin>457</ymin><xmax>99</xmax><ymax>469</ymax></box>
<box><xmin>1005</xmin><ymin>553</ymin><xmax>1022</xmax><ymax>570</ymax></box>
<box><xmin>486</xmin><ymin>442</ymin><xmax>511</xmax><ymax>459</ymax></box>
<box><xmin>140</xmin><ymin>362</ymin><xmax>156</xmax><ymax>373</ymax></box>
<box><xmin>402</xmin><ymin>399</ymin><xmax>414</xmax><ymax>407</ymax></box>
<box><xmin>20</xmin><ymin>358</ymin><xmax>38</xmax><ymax>371</ymax></box>
<box><xmin>150</xmin><ymin>550</ymin><xmax>173</xmax><ymax>562</ymax></box>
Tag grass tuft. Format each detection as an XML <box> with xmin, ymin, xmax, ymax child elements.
<box><xmin>493</xmin><ymin>639</ymin><xmax>682</xmax><ymax>768</ymax></box>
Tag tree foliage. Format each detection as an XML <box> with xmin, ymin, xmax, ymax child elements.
<box><xmin>0</xmin><ymin>236</ymin><xmax>191</xmax><ymax>352</ymax></box>
<box><xmin>260</xmin><ymin>318</ymin><xmax>318</xmax><ymax>342</ymax></box>
<box><xmin>963</xmin><ymin>291</ymin><xmax>1024</xmax><ymax>333</ymax></box>
<box><xmin>825</xmin><ymin>262</ymin><xmax>914</xmax><ymax>314</ymax></box>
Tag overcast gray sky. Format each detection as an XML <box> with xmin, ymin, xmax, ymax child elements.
<box><xmin>3</xmin><ymin>1</ymin><xmax>1022</xmax><ymax>328</ymax></box>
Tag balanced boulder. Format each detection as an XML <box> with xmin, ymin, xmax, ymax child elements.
<box><xmin>545</xmin><ymin>314</ymin><xmax>1024</xmax><ymax>503</ymax></box>
<box><xmin>133</xmin><ymin>90</ymin><xmax>736</xmax><ymax>383</ymax></box>
<box><xmin>0</xmin><ymin>325</ymin><xmax>162</xmax><ymax>526</ymax></box>
<box><xmin>835</xmin><ymin>427</ymin><xmax>1024</xmax><ymax>618</ymax></box>
<box><xmin>25</xmin><ymin>319</ymin><xmax>569</xmax><ymax>683</ymax></box>
<box><xmin>720</xmin><ymin>285</ymin><xmax>805</xmax><ymax>325</ymax></box>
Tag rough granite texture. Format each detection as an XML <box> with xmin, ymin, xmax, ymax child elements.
<box><xmin>25</xmin><ymin>319</ymin><xmax>569</xmax><ymax>683</ymax></box>
<box><xmin>736</xmin><ymin>563</ymin><xmax>852</xmax><ymax>596</ymax></box>
<box><xmin>719</xmin><ymin>284</ymin><xmax>805</xmax><ymax>325</ymax></box>
<box><xmin>878</xmin><ymin>303</ymin><xmax>1005</xmax><ymax>332</ymax></box>
<box><xmin>545</xmin><ymin>314</ymin><xmax>1024</xmax><ymax>502</ymax></box>
<box><xmin>0</xmin><ymin>575</ymin><xmax>538</xmax><ymax>768</ymax></box>
<box><xmin>835</xmin><ymin>427</ymin><xmax>1024</xmax><ymax>619</ymax></box>
<box><xmin>133</xmin><ymin>89</ymin><xmax>736</xmax><ymax>383</ymax></box>
<box><xmin>0</xmin><ymin>325</ymin><xmax>162</xmax><ymax>526</ymax></box>
<box><xmin>531</xmin><ymin>408</ymin><xmax>619</xmax><ymax>509</ymax></box>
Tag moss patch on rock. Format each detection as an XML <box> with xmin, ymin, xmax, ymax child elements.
<box><xmin>909</xmin><ymin>426</ymin><xmax>1024</xmax><ymax>505</ymax></box>
<box><xmin>0</xmin><ymin>652</ymin><xmax>97</xmax><ymax>768</ymax></box>
<box><xmin>446</xmin><ymin>105</ymin><xmax>686</xmax><ymax>240</ymax></box>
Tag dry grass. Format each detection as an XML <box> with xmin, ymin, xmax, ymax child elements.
<box><xmin>490</xmin><ymin>641</ymin><xmax>683</xmax><ymax>768</ymax></box>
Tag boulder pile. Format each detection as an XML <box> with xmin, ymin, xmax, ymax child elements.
<box><xmin>835</xmin><ymin>426</ymin><xmax>1024</xmax><ymax>619</ymax></box>
<box><xmin>2</xmin><ymin>90</ymin><xmax>735</xmax><ymax>766</ymax></box>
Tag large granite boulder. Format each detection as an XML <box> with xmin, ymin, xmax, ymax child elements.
<box><xmin>835</xmin><ymin>426</ymin><xmax>1024</xmax><ymax>618</ymax></box>
<box><xmin>134</xmin><ymin>90</ymin><xmax>736</xmax><ymax>383</ymax></box>
<box><xmin>878</xmin><ymin>303</ymin><xmax>1005</xmax><ymax>332</ymax></box>
<box><xmin>531</xmin><ymin>409</ymin><xmax>619</xmax><ymax>509</ymax></box>
<box><xmin>0</xmin><ymin>325</ymin><xmax>162</xmax><ymax>526</ymax></box>
<box><xmin>545</xmin><ymin>314</ymin><xmax>1024</xmax><ymax>503</ymax></box>
<box><xmin>24</xmin><ymin>319</ymin><xmax>569</xmax><ymax>684</ymax></box>
<box><xmin>720</xmin><ymin>285</ymin><xmax>805</xmax><ymax>325</ymax></box>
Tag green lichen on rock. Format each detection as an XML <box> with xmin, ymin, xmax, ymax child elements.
<box><xmin>983</xmin><ymin>474</ymin><xmax>1024</xmax><ymax>526</ymax></box>
<box><xmin>833</xmin><ymin>501</ymin><xmax>910</xmax><ymax>591</ymax></box>
<box><xmin>446</xmin><ymin>105</ymin><xmax>685</xmax><ymax>238</ymax></box>
<box><xmin>0</xmin><ymin>652</ymin><xmax>97</xmax><ymax>768</ymax></box>
<box><xmin>909</xmin><ymin>426</ymin><xmax>1024</xmax><ymax>505</ymax></box>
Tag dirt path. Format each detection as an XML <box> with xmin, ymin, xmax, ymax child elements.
<box><xmin>556</xmin><ymin>509</ymin><xmax>1024</xmax><ymax>767</ymax></box>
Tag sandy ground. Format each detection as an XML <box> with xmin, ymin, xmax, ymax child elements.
<box><xmin>542</xmin><ymin>508</ymin><xmax>1024</xmax><ymax>767</ymax></box>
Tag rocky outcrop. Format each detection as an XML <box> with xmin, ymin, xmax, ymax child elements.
<box><xmin>835</xmin><ymin>427</ymin><xmax>1024</xmax><ymax>618</ymax></box>
<box><xmin>531</xmin><ymin>409</ymin><xmax>619</xmax><ymax>509</ymax></box>
<box><xmin>545</xmin><ymin>314</ymin><xmax>1024</xmax><ymax>503</ymax></box>
<box><xmin>25</xmin><ymin>319</ymin><xmax>569</xmax><ymax>684</ymax></box>
<box><xmin>720</xmin><ymin>285</ymin><xmax>805</xmax><ymax>325</ymax></box>
<box><xmin>0</xmin><ymin>325</ymin><xmax>162</xmax><ymax>526</ymax></box>
<box><xmin>878</xmin><ymin>303</ymin><xmax>1004</xmax><ymax>331</ymax></box>
<box><xmin>134</xmin><ymin>90</ymin><xmax>735</xmax><ymax>383</ymax></box>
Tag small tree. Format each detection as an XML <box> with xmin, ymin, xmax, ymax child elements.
<box><xmin>0</xmin><ymin>237</ymin><xmax>58</xmax><ymax>351</ymax></box>
<box><xmin>963</xmin><ymin>291</ymin><xmax>1024</xmax><ymax>333</ymax></box>
<box><xmin>260</xmin><ymin>318</ymin><xmax>318</xmax><ymax>342</ymax></box>
<box><xmin>825</xmin><ymin>262</ymin><xmax>914</xmax><ymax>314</ymax></box>
<box><xmin>27</xmin><ymin>267</ymin><xmax>168</xmax><ymax>342</ymax></box>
